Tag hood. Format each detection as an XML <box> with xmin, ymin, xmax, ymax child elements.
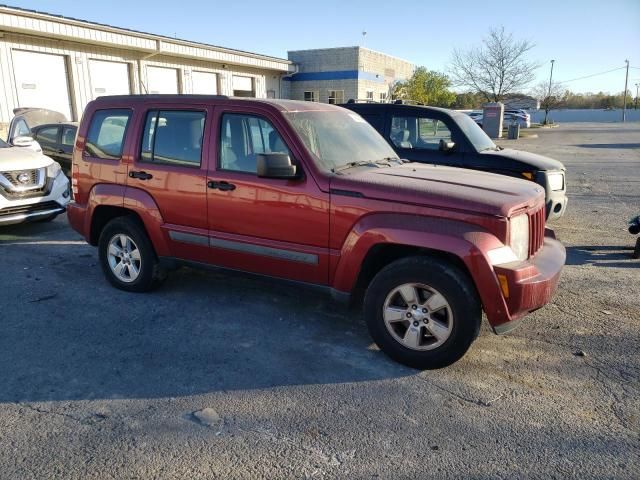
<box><xmin>0</xmin><ymin>145</ymin><xmax>53</xmax><ymax>171</ymax></box>
<box><xmin>330</xmin><ymin>163</ymin><xmax>544</xmax><ymax>218</ymax></box>
<box><xmin>481</xmin><ymin>148</ymin><xmax>565</xmax><ymax>172</ymax></box>
<box><xmin>12</xmin><ymin>107</ymin><xmax>68</xmax><ymax>128</ymax></box>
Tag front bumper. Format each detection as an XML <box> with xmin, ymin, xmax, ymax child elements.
<box><xmin>538</xmin><ymin>170</ymin><xmax>567</xmax><ymax>222</ymax></box>
<box><xmin>0</xmin><ymin>172</ymin><xmax>70</xmax><ymax>226</ymax></box>
<box><xmin>491</xmin><ymin>233</ymin><xmax>566</xmax><ymax>334</ymax></box>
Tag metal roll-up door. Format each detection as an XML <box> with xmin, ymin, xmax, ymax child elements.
<box><xmin>192</xmin><ymin>71</ymin><xmax>218</xmax><ymax>94</ymax></box>
<box><xmin>12</xmin><ymin>50</ymin><xmax>73</xmax><ymax>120</ymax></box>
<box><xmin>147</xmin><ymin>66</ymin><xmax>179</xmax><ymax>94</ymax></box>
<box><xmin>89</xmin><ymin>60</ymin><xmax>131</xmax><ymax>98</ymax></box>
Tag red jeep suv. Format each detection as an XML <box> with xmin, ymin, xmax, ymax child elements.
<box><xmin>68</xmin><ymin>95</ymin><xmax>565</xmax><ymax>369</ymax></box>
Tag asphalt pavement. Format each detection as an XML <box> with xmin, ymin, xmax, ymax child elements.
<box><xmin>0</xmin><ymin>122</ymin><xmax>638</xmax><ymax>479</ymax></box>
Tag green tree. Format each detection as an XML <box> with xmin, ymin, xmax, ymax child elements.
<box><xmin>392</xmin><ymin>67</ymin><xmax>456</xmax><ymax>107</ymax></box>
<box><xmin>452</xmin><ymin>91</ymin><xmax>485</xmax><ymax>109</ymax></box>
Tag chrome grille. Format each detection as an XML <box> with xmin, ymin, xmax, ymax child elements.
<box><xmin>528</xmin><ymin>205</ymin><xmax>546</xmax><ymax>258</ymax></box>
<box><xmin>2</xmin><ymin>169</ymin><xmax>39</xmax><ymax>187</ymax></box>
<box><xmin>0</xmin><ymin>168</ymin><xmax>46</xmax><ymax>194</ymax></box>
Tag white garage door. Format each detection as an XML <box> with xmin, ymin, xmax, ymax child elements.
<box><xmin>191</xmin><ymin>71</ymin><xmax>218</xmax><ymax>95</ymax></box>
<box><xmin>89</xmin><ymin>60</ymin><xmax>131</xmax><ymax>98</ymax></box>
<box><xmin>147</xmin><ymin>66</ymin><xmax>179</xmax><ymax>94</ymax></box>
<box><xmin>232</xmin><ymin>75</ymin><xmax>254</xmax><ymax>97</ymax></box>
<box><xmin>12</xmin><ymin>50</ymin><xmax>72</xmax><ymax>120</ymax></box>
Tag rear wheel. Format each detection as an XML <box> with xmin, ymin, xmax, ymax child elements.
<box><xmin>98</xmin><ymin>216</ymin><xmax>166</xmax><ymax>292</ymax></box>
<box><xmin>363</xmin><ymin>256</ymin><xmax>481</xmax><ymax>369</ymax></box>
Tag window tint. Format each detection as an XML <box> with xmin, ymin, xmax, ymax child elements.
<box><xmin>219</xmin><ymin>114</ymin><xmax>290</xmax><ymax>173</ymax></box>
<box><xmin>85</xmin><ymin>109</ymin><xmax>131</xmax><ymax>159</ymax></box>
<box><xmin>141</xmin><ymin>110</ymin><xmax>205</xmax><ymax>167</ymax></box>
<box><xmin>35</xmin><ymin>127</ymin><xmax>59</xmax><ymax>144</ymax></box>
<box><xmin>62</xmin><ymin>126</ymin><xmax>76</xmax><ymax>146</ymax></box>
<box><xmin>390</xmin><ymin>116</ymin><xmax>452</xmax><ymax>150</ymax></box>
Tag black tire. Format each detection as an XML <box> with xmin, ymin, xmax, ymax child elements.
<box><xmin>35</xmin><ymin>215</ymin><xmax>58</xmax><ymax>223</ymax></box>
<box><xmin>98</xmin><ymin>216</ymin><xmax>166</xmax><ymax>292</ymax></box>
<box><xmin>363</xmin><ymin>256</ymin><xmax>481</xmax><ymax>370</ymax></box>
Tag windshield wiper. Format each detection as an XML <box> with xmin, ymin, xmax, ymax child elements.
<box><xmin>331</xmin><ymin>160</ymin><xmax>383</xmax><ymax>173</ymax></box>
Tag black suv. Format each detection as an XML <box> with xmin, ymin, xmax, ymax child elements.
<box><xmin>341</xmin><ymin>102</ymin><xmax>567</xmax><ymax>221</ymax></box>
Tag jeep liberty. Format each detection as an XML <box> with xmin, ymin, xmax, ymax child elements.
<box><xmin>68</xmin><ymin>95</ymin><xmax>566</xmax><ymax>369</ymax></box>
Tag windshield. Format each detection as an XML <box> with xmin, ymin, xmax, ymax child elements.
<box><xmin>283</xmin><ymin>110</ymin><xmax>399</xmax><ymax>171</ymax></box>
<box><xmin>455</xmin><ymin>113</ymin><xmax>497</xmax><ymax>152</ymax></box>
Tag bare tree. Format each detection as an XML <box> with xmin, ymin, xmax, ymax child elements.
<box><xmin>531</xmin><ymin>81</ymin><xmax>566</xmax><ymax>124</ymax></box>
<box><xmin>450</xmin><ymin>27</ymin><xmax>538</xmax><ymax>102</ymax></box>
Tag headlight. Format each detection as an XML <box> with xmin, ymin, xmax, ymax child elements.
<box><xmin>510</xmin><ymin>214</ymin><xmax>529</xmax><ymax>261</ymax></box>
<box><xmin>548</xmin><ymin>172</ymin><xmax>564</xmax><ymax>191</ymax></box>
<box><xmin>46</xmin><ymin>161</ymin><xmax>62</xmax><ymax>178</ymax></box>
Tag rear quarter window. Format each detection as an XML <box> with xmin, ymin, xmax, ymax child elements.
<box><xmin>85</xmin><ymin>109</ymin><xmax>131</xmax><ymax>159</ymax></box>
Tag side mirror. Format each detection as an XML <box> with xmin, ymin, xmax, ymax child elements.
<box><xmin>256</xmin><ymin>153</ymin><xmax>298</xmax><ymax>179</ymax></box>
<box><xmin>11</xmin><ymin>136</ymin><xmax>42</xmax><ymax>152</ymax></box>
<box><xmin>439</xmin><ymin>139</ymin><xmax>455</xmax><ymax>153</ymax></box>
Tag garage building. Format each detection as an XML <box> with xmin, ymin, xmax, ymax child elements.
<box><xmin>0</xmin><ymin>5</ymin><xmax>292</xmax><ymax>137</ymax></box>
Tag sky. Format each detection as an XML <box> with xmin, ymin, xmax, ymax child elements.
<box><xmin>10</xmin><ymin>0</ymin><xmax>640</xmax><ymax>94</ymax></box>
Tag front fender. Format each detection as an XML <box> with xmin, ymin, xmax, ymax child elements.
<box><xmin>331</xmin><ymin>213</ymin><xmax>511</xmax><ymax>327</ymax></box>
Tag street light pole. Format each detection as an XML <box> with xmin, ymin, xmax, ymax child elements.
<box><xmin>544</xmin><ymin>59</ymin><xmax>555</xmax><ymax>125</ymax></box>
<box><xmin>635</xmin><ymin>83</ymin><xmax>639</xmax><ymax>110</ymax></box>
<box><xmin>622</xmin><ymin>59</ymin><xmax>629</xmax><ymax>122</ymax></box>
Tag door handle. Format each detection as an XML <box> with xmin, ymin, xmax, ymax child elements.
<box><xmin>208</xmin><ymin>180</ymin><xmax>236</xmax><ymax>191</ymax></box>
<box><xmin>56</xmin><ymin>149</ymin><xmax>65</xmax><ymax>154</ymax></box>
<box><xmin>129</xmin><ymin>170</ymin><xmax>153</xmax><ymax>180</ymax></box>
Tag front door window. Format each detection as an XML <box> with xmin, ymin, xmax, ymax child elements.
<box><xmin>390</xmin><ymin>116</ymin><xmax>453</xmax><ymax>150</ymax></box>
<box><xmin>219</xmin><ymin>114</ymin><xmax>291</xmax><ymax>174</ymax></box>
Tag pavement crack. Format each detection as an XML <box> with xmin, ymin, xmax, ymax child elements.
<box><xmin>416</xmin><ymin>376</ymin><xmax>502</xmax><ymax>407</ymax></box>
<box><xmin>18</xmin><ymin>403</ymin><xmax>103</xmax><ymax>426</ymax></box>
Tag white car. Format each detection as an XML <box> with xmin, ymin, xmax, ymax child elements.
<box><xmin>0</xmin><ymin>136</ymin><xmax>70</xmax><ymax>226</ymax></box>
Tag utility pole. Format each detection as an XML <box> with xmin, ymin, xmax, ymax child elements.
<box><xmin>544</xmin><ymin>59</ymin><xmax>555</xmax><ymax>125</ymax></box>
<box><xmin>622</xmin><ymin>59</ymin><xmax>629</xmax><ymax>122</ymax></box>
<box><xmin>635</xmin><ymin>83</ymin><xmax>639</xmax><ymax>110</ymax></box>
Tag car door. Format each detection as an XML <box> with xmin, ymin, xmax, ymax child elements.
<box><xmin>126</xmin><ymin>105</ymin><xmax>211</xmax><ymax>264</ymax></box>
<box><xmin>58</xmin><ymin>125</ymin><xmax>76</xmax><ymax>174</ymax></box>
<box><xmin>387</xmin><ymin>112</ymin><xmax>465</xmax><ymax>167</ymax></box>
<box><xmin>33</xmin><ymin>126</ymin><xmax>62</xmax><ymax>162</ymax></box>
<box><xmin>206</xmin><ymin>107</ymin><xmax>330</xmax><ymax>285</ymax></box>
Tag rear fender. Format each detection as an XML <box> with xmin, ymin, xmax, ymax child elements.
<box><xmin>332</xmin><ymin>213</ymin><xmax>510</xmax><ymax>326</ymax></box>
<box><xmin>122</xmin><ymin>186</ymin><xmax>170</xmax><ymax>256</ymax></box>
<box><xmin>84</xmin><ymin>184</ymin><xmax>169</xmax><ymax>256</ymax></box>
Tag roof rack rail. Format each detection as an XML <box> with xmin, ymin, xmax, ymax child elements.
<box><xmin>393</xmin><ymin>99</ymin><xmax>425</xmax><ymax>106</ymax></box>
<box><xmin>345</xmin><ymin>98</ymin><xmax>381</xmax><ymax>104</ymax></box>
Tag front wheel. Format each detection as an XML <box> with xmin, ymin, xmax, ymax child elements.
<box><xmin>363</xmin><ymin>256</ymin><xmax>481</xmax><ymax>369</ymax></box>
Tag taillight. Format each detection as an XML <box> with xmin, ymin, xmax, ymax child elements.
<box><xmin>71</xmin><ymin>163</ymin><xmax>78</xmax><ymax>196</ymax></box>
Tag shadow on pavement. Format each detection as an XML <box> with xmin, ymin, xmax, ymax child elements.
<box><xmin>574</xmin><ymin>143</ymin><xmax>640</xmax><ymax>149</ymax></box>
<box><xmin>0</xmin><ymin>221</ymin><xmax>415</xmax><ymax>404</ymax></box>
<box><xmin>565</xmin><ymin>245</ymin><xmax>638</xmax><ymax>267</ymax></box>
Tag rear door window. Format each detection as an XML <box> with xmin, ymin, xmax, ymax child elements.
<box><xmin>85</xmin><ymin>109</ymin><xmax>131</xmax><ymax>159</ymax></box>
<box><xmin>62</xmin><ymin>126</ymin><xmax>76</xmax><ymax>146</ymax></box>
<box><xmin>35</xmin><ymin>126</ymin><xmax>60</xmax><ymax>145</ymax></box>
<box><xmin>140</xmin><ymin>110</ymin><xmax>205</xmax><ymax>167</ymax></box>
